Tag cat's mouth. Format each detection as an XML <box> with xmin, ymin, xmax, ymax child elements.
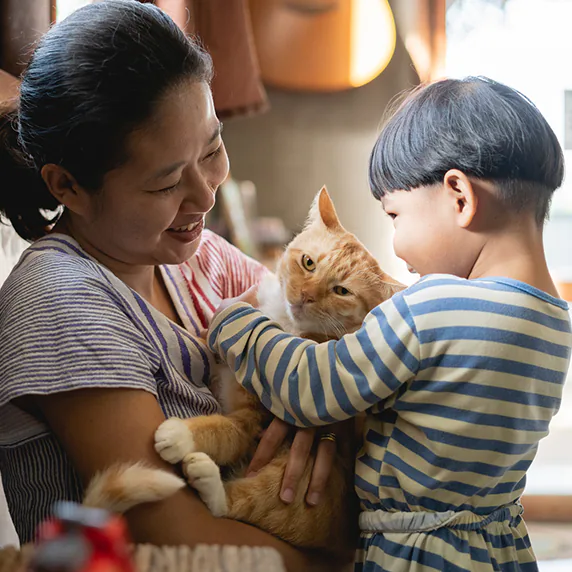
<box><xmin>287</xmin><ymin>302</ymin><xmax>349</xmax><ymax>340</ymax></box>
<box><xmin>287</xmin><ymin>302</ymin><xmax>306</xmax><ymax>321</ymax></box>
<box><xmin>287</xmin><ymin>302</ymin><xmax>333</xmax><ymax>330</ymax></box>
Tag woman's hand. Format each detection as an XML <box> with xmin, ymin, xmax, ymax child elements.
<box><xmin>213</xmin><ymin>284</ymin><xmax>259</xmax><ymax>321</ymax></box>
<box><xmin>247</xmin><ymin>418</ymin><xmax>338</xmax><ymax>507</ymax></box>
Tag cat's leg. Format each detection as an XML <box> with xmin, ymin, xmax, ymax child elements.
<box><xmin>222</xmin><ymin>453</ymin><xmax>353</xmax><ymax>554</ymax></box>
<box><xmin>181</xmin><ymin>452</ymin><xmax>228</xmax><ymax>518</ymax></box>
<box><xmin>154</xmin><ymin>418</ymin><xmax>196</xmax><ymax>464</ymax></box>
<box><xmin>154</xmin><ymin>412</ymin><xmax>257</xmax><ymax>466</ymax></box>
<box><xmin>155</xmin><ymin>389</ymin><xmax>265</xmax><ymax>466</ymax></box>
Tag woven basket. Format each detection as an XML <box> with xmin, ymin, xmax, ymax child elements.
<box><xmin>0</xmin><ymin>543</ymin><xmax>286</xmax><ymax>572</ymax></box>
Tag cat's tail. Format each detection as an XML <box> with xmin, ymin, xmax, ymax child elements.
<box><xmin>83</xmin><ymin>462</ymin><xmax>185</xmax><ymax>513</ymax></box>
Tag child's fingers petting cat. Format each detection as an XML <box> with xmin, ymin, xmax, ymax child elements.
<box><xmin>237</xmin><ymin>284</ymin><xmax>260</xmax><ymax>307</ymax></box>
<box><xmin>247</xmin><ymin>418</ymin><xmax>291</xmax><ymax>476</ymax></box>
<box><xmin>279</xmin><ymin>427</ymin><xmax>316</xmax><ymax>504</ymax></box>
<box><xmin>213</xmin><ymin>285</ymin><xmax>260</xmax><ymax>321</ymax></box>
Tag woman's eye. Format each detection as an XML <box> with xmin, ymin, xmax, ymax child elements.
<box><xmin>206</xmin><ymin>145</ymin><xmax>223</xmax><ymax>160</ymax></box>
<box><xmin>333</xmin><ymin>285</ymin><xmax>351</xmax><ymax>296</ymax></box>
<box><xmin>387</xmin><ymin>213</ymin><xmax>396</xmax><ymax>220</ymax></box>
<box><xmin>301</xmin><ymin>254</ymin><xmax>316</xmax><ymax>272</ymax></box>
<box><xmin>153</xmin><ymin>181</ymin><xmax>180</xmax><ymax>194</ymax></box>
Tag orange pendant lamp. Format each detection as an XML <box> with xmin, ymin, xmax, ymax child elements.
<box><xmin>249</xmin><ymin>0</ymin><xmax>397</xmax><ymax>92</ymax></box>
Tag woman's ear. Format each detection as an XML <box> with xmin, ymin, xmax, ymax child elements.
<box><xmin>41</xmin><ymin>164</ymin><xmax>91</xmax><ymax>216</ymax></box>
<box><xmin>443</xmin><ymin>169</ymin><xmax>477</xmax><ymax>228</ymax></box>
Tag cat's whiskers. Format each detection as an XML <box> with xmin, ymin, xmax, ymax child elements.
<box><xmin>309</xmin><ymin>308</ymin><xmax>332</xmax><ymax>339</ymax></box>
<box><xmin>318</xmin><ymin>310</ymin><xmax>346</xmax><ymax>340</ymax></box>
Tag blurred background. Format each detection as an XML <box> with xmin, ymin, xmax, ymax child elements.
<box><xmin>0</xmin><ymin>0</ymin><xmax>570</xmax><ymax>565</ymax></box>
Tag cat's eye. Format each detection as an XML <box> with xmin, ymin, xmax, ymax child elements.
<box><xmin>301</xmin><ymin>254</ymin><xmax>316</xmax><ymax>272</ymax></box>
<box><xmin>333</xmin><ymin>286</ymin><xmax>351</xmax><ymax>296</ymax></box>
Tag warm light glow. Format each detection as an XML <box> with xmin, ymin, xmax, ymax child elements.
<box><xmin>349</xmin><ymin>0</ymin><xmax>396</xmax><ymax>88</ymax></box>
<box><xmin>55</xmin><ymin>0</ymin><xmax>91</xmax><ymax>21</ymax></box>
<box><xmin>405</xmin><ymin>35</ymin><xmax>431</xmax><ymax>82</ymax></box>
<box><xmin>156</xmin><ymin>0</ymin><xmax>191</xmax><ymax>32</ymax></box>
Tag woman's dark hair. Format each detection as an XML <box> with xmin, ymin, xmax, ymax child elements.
<box><xmin>0</xmin><ymin>0</ymin><xmax>213</xmax><ymax>241</ymax></box>
<box><xmin>369</xmin><ymin>76</ymin><xmax>564</xmax><ymax>224</ymax></box>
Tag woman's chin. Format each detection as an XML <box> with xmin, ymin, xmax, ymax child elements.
<box><xmin>159</xmin><ymin>239</ymin><xmax>202</xmax><ymax>265</ymax></box>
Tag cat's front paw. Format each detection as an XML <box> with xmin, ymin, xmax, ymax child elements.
<box><xmin>154</xmin><ymin>418</ymin><xmax>195</xmax><ymax>464</ymax></box>
<box><xmin>182</xmin><ymin>452</ymin><xmax>228</xmax><ymax>517</ymax></box>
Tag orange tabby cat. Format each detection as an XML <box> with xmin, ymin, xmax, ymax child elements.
<box><xmin>84</xmin><ymin>187</ymin><xmax>402</xmax><ymax>555</ymax></box>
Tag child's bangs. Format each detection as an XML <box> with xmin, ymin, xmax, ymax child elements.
<box><xmin>368</xmin><ymin>90</ymin><xmax>438</xmax><ymax>201</ymax></box>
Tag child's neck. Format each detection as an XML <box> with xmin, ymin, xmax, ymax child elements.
<box><xmin>467</xmin><ymin>219</ymin><xmax>560</xmax><ymax>298</ymax></box>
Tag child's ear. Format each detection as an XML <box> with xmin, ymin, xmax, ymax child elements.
<box><xmin>443</xmin><ymin>169</ymin><xmax>477</xmax><ymax>228</ymax></box>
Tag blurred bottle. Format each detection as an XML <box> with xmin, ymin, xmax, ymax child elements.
<box><xmin>29</xmin><ymin>502</ymin><xmax>135</xmax><ymax>572</ymax></box>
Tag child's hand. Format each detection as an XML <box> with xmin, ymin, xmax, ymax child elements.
<box><xmin>212</xmin><ymin>285</ymin><xmax>260</xmax><ymax>321</ymax></box>
<box><xmin>247</xmin><ymin>418</ymin><xmax>338</xmax><ymax>507</ymax></box>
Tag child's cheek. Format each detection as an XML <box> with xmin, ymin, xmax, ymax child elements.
<box><xmin>393</xmin><ymin>225</ymin><xmax>418</xmax><ymax>270</ymax></box>
<box><xmin>392</xmin><ymin>228</ymin><xmax>406</xmax><ymax>261</ymax></box>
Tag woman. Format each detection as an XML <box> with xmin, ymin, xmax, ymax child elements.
<box><xmin>0</xmin><ymin>2</ymin><xmax>338</xmax><ymax>569</ymax></box>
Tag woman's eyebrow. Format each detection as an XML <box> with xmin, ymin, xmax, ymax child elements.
<box><xmin>148</xmin><ymin>161</ymin><xmax>187</xmax><ymax>182</ymax></box>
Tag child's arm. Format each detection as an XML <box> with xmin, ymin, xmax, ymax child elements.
<box><xmin>208</xmin><ymin>291</ymin><xmax>420</xmax><ymax>427</ymax></box>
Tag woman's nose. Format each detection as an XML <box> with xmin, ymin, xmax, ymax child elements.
<box><xmin>181</xmin><ymin>180</ymin><xmax>216</xmax><ymax>214</ymax></box>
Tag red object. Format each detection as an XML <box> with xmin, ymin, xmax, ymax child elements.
<box><xmin>32</xmin><ymin>502</ymin><xmax>135</xmax><ymax>572</ymax></box>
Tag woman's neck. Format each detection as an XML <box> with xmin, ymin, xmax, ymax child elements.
<box><xmin>52</xmin><ymin>217</ymin><xmax>156</xmax><ymax>300</ymax></box>
<box><xmin>52</xmin><ymin>216</ymin><xmax>182</xmax><ymax>325</ymax></box>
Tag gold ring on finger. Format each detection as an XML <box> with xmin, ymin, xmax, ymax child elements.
<box><xmin>320</xmin><ymin>432</ymin><xmax>337</xmax><ymax>443</ymax></box>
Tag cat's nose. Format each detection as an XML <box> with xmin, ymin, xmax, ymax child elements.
<box><xmin>301</xmin><ymin>291</ymin><xmax>315</xmax><ymax>304</ymax></box>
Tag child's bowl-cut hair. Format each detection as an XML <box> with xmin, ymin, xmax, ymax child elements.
<box><xmin>369</xmin><ymin>77</ymin><xmax>564</xmax><ymax>223</ymax></box>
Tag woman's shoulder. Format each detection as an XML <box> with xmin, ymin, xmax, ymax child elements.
<box><xmin>0</xmin><ymin>234</ymin><xmax>115</xmax><ymax>311</ymax></box>
<box><xmin>183</xmin><ymin>229</ymin><xmax>268</xmax><ymax>296</ymax></box>
<box><xmin>194</xmin><ymin>229</ymin><xmax>266</xmax><ymax>266</ymax></box>
<box><xmin>9</xmin><ymin>234</ymin><xmax>102</xmax><ymax>274</ymax></box>
<box><xmin>193</xmin><ymin>229</ymin><xmax>243</xmax><ymax>263</ymax></box>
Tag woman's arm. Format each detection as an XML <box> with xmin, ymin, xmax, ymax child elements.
<box><xmin>208</xmin><ymin>292</ymin><xmax>420</xmax><ymax>428</ymax></box>
<box><xmin>36</xmin><ymin>388</ymin><xmax>344</xmax><ymax>572</ymax></box>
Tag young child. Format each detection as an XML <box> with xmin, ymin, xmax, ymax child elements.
<box><xmin>207</xmin><ymin>77</ymin><xmax>572</xmax><ymax>571</ymax></box>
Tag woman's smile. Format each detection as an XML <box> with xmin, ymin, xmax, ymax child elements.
<box><xmin>166</xmin><ymin>217</ymin><xmax>205</xmax><ymax>243</ymax></box>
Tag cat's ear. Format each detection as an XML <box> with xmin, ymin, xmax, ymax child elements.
<box><xmin>308</xmin><ymin>186</ymin><xmax>343</xmax><ymax>232</ymax></box>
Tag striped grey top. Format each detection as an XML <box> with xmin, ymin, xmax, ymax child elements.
<box><xmin>0</xmin><ymin>232</ymin><xmax>265</xmax><ymax>542</ymax></box>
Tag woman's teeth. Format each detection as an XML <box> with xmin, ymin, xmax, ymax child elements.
<box><xmin>170</xmin><ymin>221</ymin><xmax>200</xmax><ymax>233</ymax></box>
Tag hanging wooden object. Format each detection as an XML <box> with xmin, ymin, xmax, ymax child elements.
<box><xmin>249</xmin><ymin>0</ymin><xmax>396</xmax><ymax>92</ymax></box>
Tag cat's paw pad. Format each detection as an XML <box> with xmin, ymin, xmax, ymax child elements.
<box><xmin>154</xmin><ymin>418</ymin><xmax>195</xmax><ymax>464</ymax></box>
<box><xmin>182</xmin><ymin>452</ymin><xmax>227</xmax><ymax>517</ymax></box>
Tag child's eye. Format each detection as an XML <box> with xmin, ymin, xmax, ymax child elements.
<box><xmin>301</xmin><ymin>254</ymin><xmax>316</xmax><ymax>272</ymax></box>
<box><xmin>333</xmin><ymin>285</ymin><xmax>351</xmax><ymax>296</ymax></box>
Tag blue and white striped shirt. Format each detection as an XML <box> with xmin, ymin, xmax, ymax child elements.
<box><xmin>209</xmin><ymin>275</ymin><xmax>571</xmax><ymax>569</ymax></box>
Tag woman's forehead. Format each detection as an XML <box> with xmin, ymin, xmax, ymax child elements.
<box><xmin>123</xmin><ymin>82</ymin><xmax>218</xmax><ymax>169</ymax></box>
